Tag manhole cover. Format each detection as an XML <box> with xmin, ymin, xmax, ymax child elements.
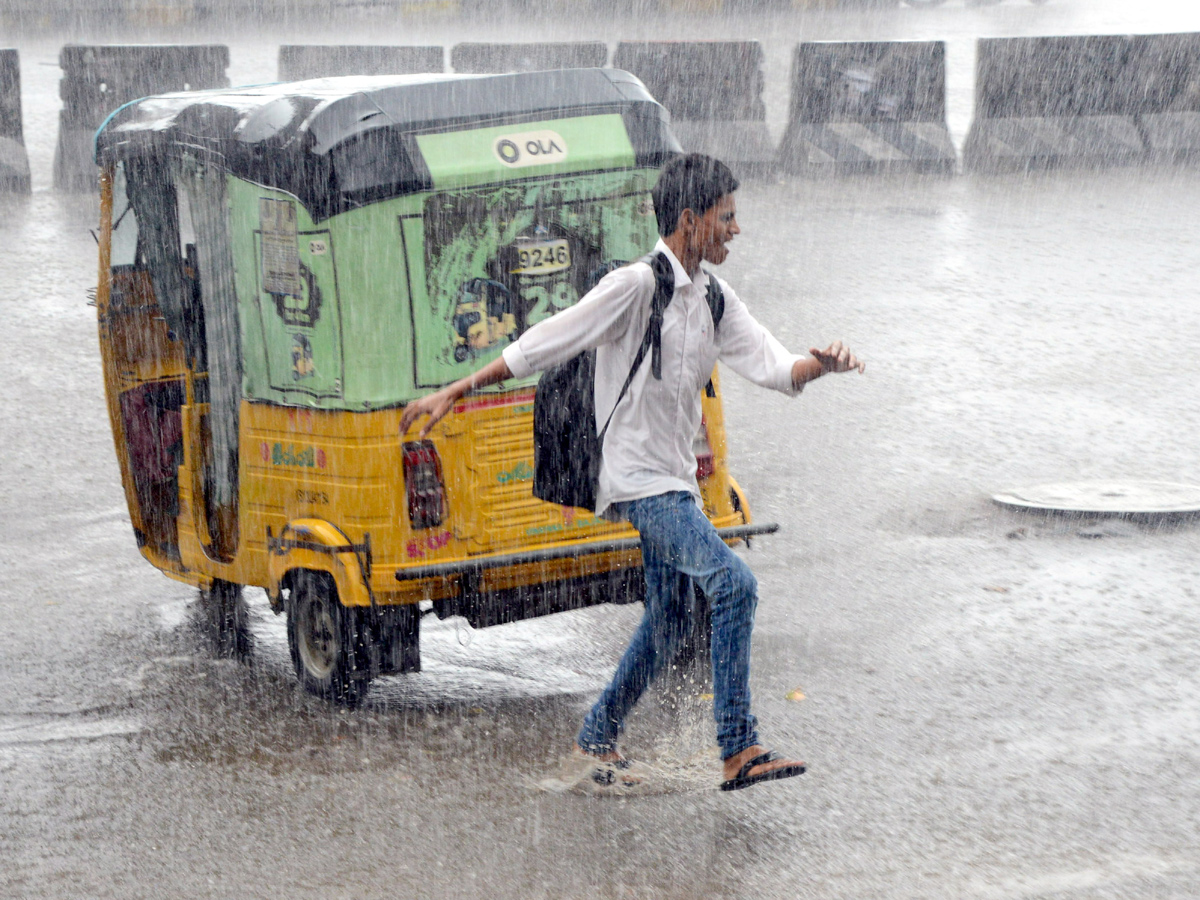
<box><xmin>992</xmin><ymin>481</ymin><xmax>1200</xmax><ymax>515</ymax></box>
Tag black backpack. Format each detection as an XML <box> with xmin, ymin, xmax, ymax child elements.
<box><xmin>532</xmin><ymin>252</ymin><xmax>725</xmax><ymax>512</ymax></box>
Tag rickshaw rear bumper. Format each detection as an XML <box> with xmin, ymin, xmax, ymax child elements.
<box><xmin>392</xmin><ymin>522</ymin><xmax>779</xmax><ymax>581</ymax></box>
<box><xmin>389</xmin><ymin>522</ymin><xmax>778</xmax><ymax>629</ymax></box>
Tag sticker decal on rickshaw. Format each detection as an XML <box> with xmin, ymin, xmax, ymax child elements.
<box><xmin>525</xmin><ymin>512</ymin><xmax>604</xmax><ymax>537</ymax></box>
<box><xmin>512</xmin><ymin>238</ymin><xmax>571</xmax><ymax>275</ymax></box>
<box><xmin>271</xmin><ymin>263</ymin><xmax>323</xmax><ymax>328</ymax></box>
<box><xmin>454</xmin><ymin>391</ymin><xmax>536</xmax><ymax>413</ymax></box>
<box><xmin>411</xmin><ymin>174</ymin><xmax>657</xmax><ymax>388</ymax></box>
<box><xmin>406</xmin><ymin>530</ymin><xmax>453</xmax><ymax>558</ymax></box>
<box><xmin>450</xmin><ymin>277</ymin><xmax>516</xmax><ymax>363</ymax></box>
<box><xmin>244</xmin><ymin>184</ymin><xmax>343</xmax><ymax>400</ymax></box>
<box><xmin>269</xmin><ymin>443</ymin><xmax>327</xmax><ymax>468</ymax></box>
<box><xmin>286</xmin><ymin>408</ymin><xmax>315</xmax><ymax>433</ymax></box>
<box><xmin>291</xmin><ymin>334</ymin><xmax>315</xmax><ymax>380</ymax></box>
<box><xmin>420</xmin><ymin>187</ymin><xmax>615</xmax><ymax>379</ymax></box>
<box><xmin>496</xmin><ymin>461</ymin><xmax>533</xmax><ymax>485</ymax></box>
<box><xmin>259</xmin><ymin>198</ymin><xmax>301</xmax><ymax>296</ymax></box>
<box><xmin>259</xmin><ymin>198</ymin><xmax>324</xmax><ymax>328</ymax></box>
<box><xmin>493</xmin><ymin>130</ymin><xmax>567</xmax><ymax>169</ymax></box>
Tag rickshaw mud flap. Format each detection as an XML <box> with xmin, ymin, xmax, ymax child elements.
<box><xmin>394</xmin><ymin>522</ymin><xmax>780</xmax><ymax>582</ymax></box>
<box><xmin>266</xmin><ymin>527</ymin><xmax>371</xmax><ymax>572</ymax></box>
<box><xmin>267</xmin><ymin>521</ymin><xmax>374</xmax><ymax>608</ymax></box>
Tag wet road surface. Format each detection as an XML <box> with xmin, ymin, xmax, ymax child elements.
<box><xmin>3</xmin><ymin>1</ymin><xmax>1200</xmax><ymax>897</ymax></box>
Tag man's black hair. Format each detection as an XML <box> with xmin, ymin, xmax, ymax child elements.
<box><xmin>651</xmin><ymin>153</ymin><xmax>740</xmax><ymax>237</ymax></box>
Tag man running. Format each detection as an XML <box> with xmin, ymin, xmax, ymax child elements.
<box><xmin>400</xmin><ymin>154</ymin><xmax>864</xmax><ymax>791</ymax></box>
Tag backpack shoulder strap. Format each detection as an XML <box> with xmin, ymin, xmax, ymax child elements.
<box><xmin>702</xmin><ymin>269</ymin><xmax>724</xmax><ymax>330</ymax></box>
<box><xmin>701</xmin><ymin>269</ymin><xmax>724</xmax><ymax>398</ymax></box>
<box><xmin>641</xmin><ymin>252</ymin><xmax>674</xmax><ymax>381</ymax></box>
<box><xmin>596</xmin><ymin>253</ymin><xmax>675</xmax><ymax>440</ymax></box>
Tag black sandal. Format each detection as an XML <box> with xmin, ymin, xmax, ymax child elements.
<box><xmin>720</xmin><ymin>751</ymin><xmax>806</xmax><ymax>792</ymax></box>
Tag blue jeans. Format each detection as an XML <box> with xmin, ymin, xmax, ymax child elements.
<box><xmin>577</xmin><ymin>491</ymin><xmax>760</xmax><ymax>760</ymax></box>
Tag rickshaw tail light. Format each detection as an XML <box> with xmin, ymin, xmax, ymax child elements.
<box><xmin>693</xmin><ymin>418</ymin><xmax>715</xmax><ymax>481</ymax></box>
<box><xmin>403</xmin><ymin>440</ymin><xmax>446</xmax><ymax>529</ymax></box>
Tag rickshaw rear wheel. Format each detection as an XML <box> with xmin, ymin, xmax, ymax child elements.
<box><xmin>286</xmin><ymin>570</ymin><xmax>368</xmax><ymax>706</ymax></box>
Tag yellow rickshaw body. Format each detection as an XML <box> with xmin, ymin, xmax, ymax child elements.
<box><xmin>93</xmin><ymin>72</ymin><xmax>765</xmax><ymax>691</ymax></box>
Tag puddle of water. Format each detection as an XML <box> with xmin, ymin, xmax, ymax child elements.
<box><xmin>534</xmin><ymin>745</ymin><xmax>722</xmax><ymax>797</ymax></box>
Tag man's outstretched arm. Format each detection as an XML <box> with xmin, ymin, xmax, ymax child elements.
<box><xmin>792</xmin><ymin>340</ymin><xmax>866</xmax><ymax>390</ymax></box>
<box><xmin>399</xmin><ymin>355</ymin><xmax>514</xmax><ymax>438</ymax></box>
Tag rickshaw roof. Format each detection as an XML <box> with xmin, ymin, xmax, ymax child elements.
<box><xmin>95</xmin><ymin>69</ymin><xmax>677</xmax><ymax>219</ymax></box>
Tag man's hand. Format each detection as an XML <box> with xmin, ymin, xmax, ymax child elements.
<box><xmin>809</xmin><ymin>340</ymin><xmax>865</xmax><ymax>375</ymax></box>
<box><xmin>399</xmin><ymin>355</ymin><xmax>515</xmax><ymax>439</ymax></box>
<box><xmin>791</xmin><ymin>341</ymin><xmax>865</xmax><ymax>389</ymax></box>
<box><xmin>399</xmin><ymin>384</ymin><xmax>461</xmax><ymax>439</ymax></box>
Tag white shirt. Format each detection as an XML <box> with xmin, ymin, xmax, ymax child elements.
<box><xmin>503</xmin><ymin>239</ymin><xmax>804</xmax><ymax>518</ymax></box>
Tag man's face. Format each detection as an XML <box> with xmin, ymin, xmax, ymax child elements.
<box><xmin>693</xmin><ymin>193</ymin><xmax>740</xmax><ymax>266</ymax></box>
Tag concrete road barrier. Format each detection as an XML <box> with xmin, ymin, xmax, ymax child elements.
<box><xmin>450</xmin><ymin>42</ymin><xmax>607</xmax><ymax>74</ymax></box>
<box><xmin>1124</xmin><ymin>33</ymin><xmax>1200</xmax><ymax>161</ymax></box>
<box><xmin>1</xmin><ymin>49</ymin><xmax>30</xmax><ymax>193</ymax></box>
<box><xmin>964</xmin><ymin>36</ymin><xmax>1148</xmax><ymax>172</ymax></box>
<box><xmin>778</xmin><ymin>41</ymin><xmax>955</xmax><ymax>175</ymax></box>
<box><xmin>611</xmin><ymin>41</ymin><xmax>774</xmax><ymax>168</ymax></box>
<box><xmin>277</xmin><ymin>45</ymin><xmax>444</xmax><ymax>80</ymax></box>
<box><xmin>54</xmin><ymin>44</ymin><xmax>229</xmax><ymax>191</ymax></box>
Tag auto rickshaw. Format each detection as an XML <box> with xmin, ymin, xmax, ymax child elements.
<box><xmin>93</xmin><ymin>69</ymin><xmax>774</xmax><ymax>704</ymax></box>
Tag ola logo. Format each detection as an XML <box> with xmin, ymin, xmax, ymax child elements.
<box><xmin>493</xmin><ymin>130</ymin><xmax>568</xmax><ymax>169</ymax></box>
<box><xmin>496</xmin><ymin>139</ymin><xmax>521</xmax><ymax>164</ymax></box>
